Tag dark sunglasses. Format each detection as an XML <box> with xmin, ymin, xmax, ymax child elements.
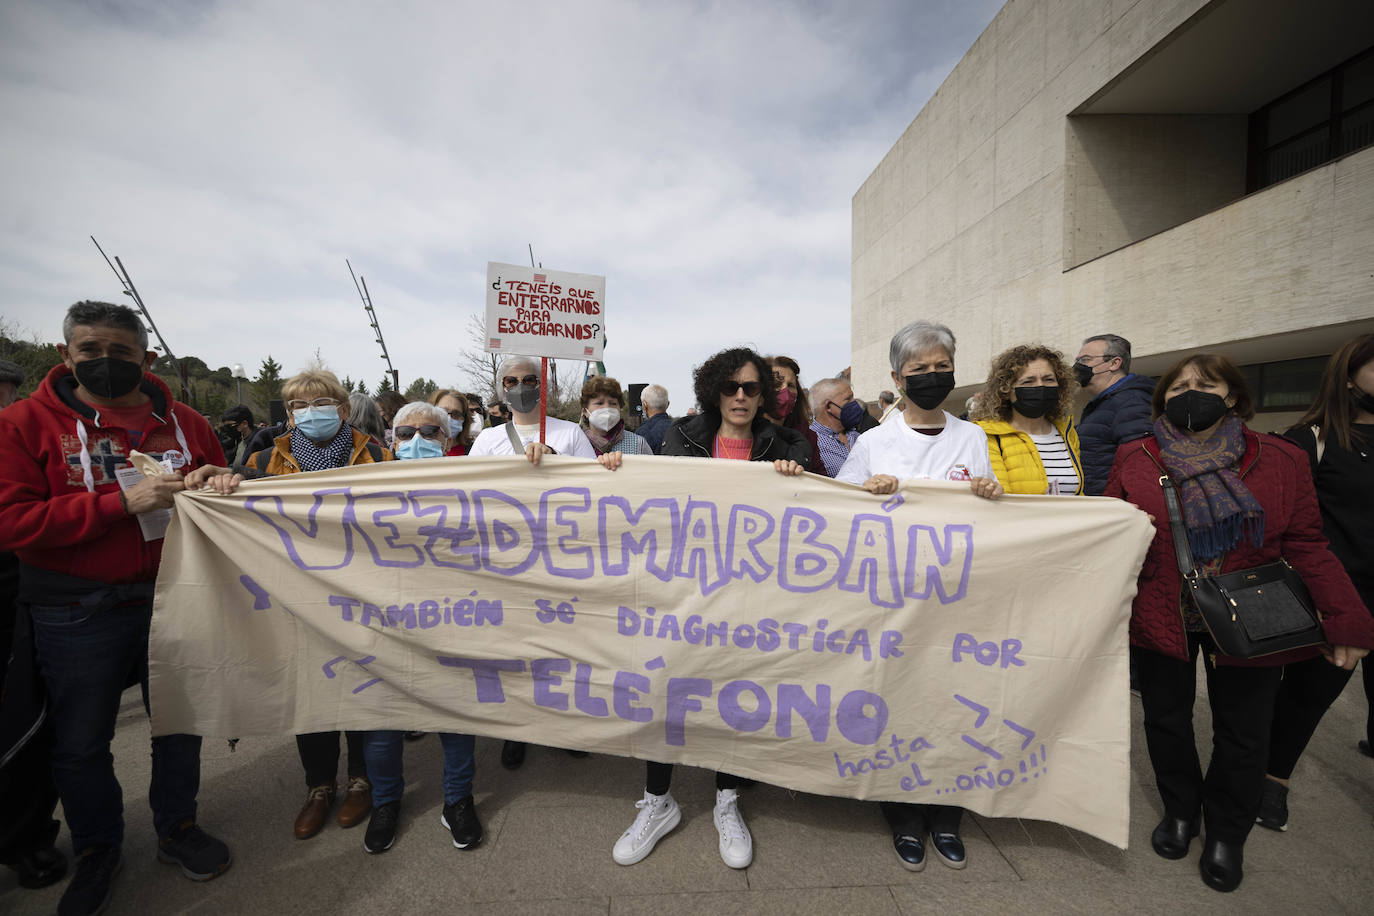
<box><xmin>501</xmin><ymin>374</ymin><xmax>540</xmax><ymax>390</ymax></box>
<box><xmin>719</xmin><ymin>380</ymin><xmax>762</xmax><ymax>398</ymax></box>
<box><xmin>394</xmin><ymin>424</ymin><xmax>444</xmax><ymax>441</ymax></box>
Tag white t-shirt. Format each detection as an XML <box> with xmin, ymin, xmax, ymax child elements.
<box><xmin>468</xmin><ymin>416</ymin><xmax>597</xmax><ymax>459</ymax></box>
<box><xmin>836</xmin><ymin>412</ymin><xmax>992</xmax><ymax>484</ymax></box>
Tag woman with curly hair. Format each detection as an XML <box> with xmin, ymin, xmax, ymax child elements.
<box><xmin>602</xmin><ymin>346</ymin><xmax>808</xmax><ymax>871</ymax></box>
<box><xmin>971</xmin><ymin>344</ymin><xmax>1083</xmax><ymax>495</ymax></box>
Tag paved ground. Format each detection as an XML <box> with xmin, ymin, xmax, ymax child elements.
<box><xmin>3</xmin><ymin>672</ymin><xmax>1372</xmax><ymax>915</ymax></box>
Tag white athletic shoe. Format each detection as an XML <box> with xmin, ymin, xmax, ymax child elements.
<box><xmin>612</xmin><ymin>791</ymin><xmax>681</xmax><ymax>865</ymax></box>
<box><xmin>713</xmin><ymin>788</ymin><xmax>752</xmax><ymax>868</ymax></box>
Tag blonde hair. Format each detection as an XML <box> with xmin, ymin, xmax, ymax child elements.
<box><xmin>282</xmin><ymin>366</ymin><xmax>349</xmax><ymax>405</ymax></box>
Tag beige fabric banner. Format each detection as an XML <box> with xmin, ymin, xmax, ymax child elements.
<box><xmin>149</xmin><ymin>455</ymin><xmax>1153</xmax><ymax>847</ymax></box>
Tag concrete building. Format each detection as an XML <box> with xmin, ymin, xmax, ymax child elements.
<box><xmin>852</xmin><ymin>0</ymin><xmax>1374</xmax><ymax>431</ymax></box>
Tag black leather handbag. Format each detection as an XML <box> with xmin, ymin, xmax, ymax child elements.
<box><xmin>1160</xmin><ymin>474</ymin><xmax>1324</xmax><ymax>658</ymax></box>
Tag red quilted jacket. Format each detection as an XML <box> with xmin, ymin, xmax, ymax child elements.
<box><xmin>1104</xmin><ymin>427</ymin><xmax>1374</xmax><ymax>665</ymax></box>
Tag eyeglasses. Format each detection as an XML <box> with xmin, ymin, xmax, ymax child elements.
<box><xmin>443</xmin><ymin>408</ymin><xmax>464</xmax><ymax>420</ymax></box>
<box><xmin>1075</xmin><ymin>355</ymin><xmax>1111</xmax><ymax>367</ymax></box>
<box><xmin>394</xmin><ymin>424</ymin><xmax>444</xmax><ymax>441</ymax></box>
<box><xmin>719</xmin><ymin>380</ymin><xmax>762</xmax><ymax>398</ymax></box>
<box><xmin>501</xmin><ymin>374</ymin><xmax>540</xmax><ymax>390</ymax></box>
<box><xmin>286</xmin><ymin>397</ymin><xmax>340</xmax><ymax>411</ymax></box>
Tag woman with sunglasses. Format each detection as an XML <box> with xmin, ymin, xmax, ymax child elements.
<box><xmin>429</xmin><ymin>388</ymin><xmax>475</xmax><ymax>456</ymax></box>
<box><xmin>185</xmin><ymin>366</ymin><xmax>394</xmax><ymax>841</ymax></box>
<box><xmin>600</xmin><ymin>346</ymin><xmax>807</xmax><ymax>870</ymax></box>
<box><xmin>835</xmin><ymin>320</ymin><xmax>1001</xmax><ymax>875</ymax></box>
<box><xmin>468</xmin><ymin>355</ymin><xmax>597</xmax><ymax>462</ymax></box>
<box><xmin>358</xmin><ymin>401</ymin><xmax>485</xmax><ymax>855</ymax></box>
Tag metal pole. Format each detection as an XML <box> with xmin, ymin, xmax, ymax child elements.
<box><xmin>348</xmin><ymin>259</ymin><xmax>400</xmax><ymax>393</ymax></box>
<box><xmin>90</xmin><ymin>237</ymin><xmax>190</xmax><ymax>402</ymax></box>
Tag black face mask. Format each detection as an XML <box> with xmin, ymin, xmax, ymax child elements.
<box><xmin>903</xmin><ymin>371</ymin><xmax>956</xmax><ymax>410</ymax></box>
<box><xmin>1012</xmin><ymin>385</ymin><xmax>1058</xmax><ymax>419</ymax></box>
<box><xmin>1072</xmin><ymin>363</ymin><xmax>1094</xmax><ymax>388</ymax></box>
<box><xmin>1164</xmin><ymin>389</ymin><xmax>1229</xmax><ymax>432</ymax></box>
<box><xmin>73</xmin><ymin>357</ymin><xmax>145</xmax><ymax>400</ymax></box>
<box><xmin>1351</xmin><ymin>383</ymin><xmax>1374</xmax><ymax>415</ymax></box>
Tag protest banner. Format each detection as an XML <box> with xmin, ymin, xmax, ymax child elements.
<box><xmin>485</xmin><ymin>261</ymin><xmax>605</xmax><ymax>362</ymax></box>
<box><xmin>148</xmin><ymin>456</ymin><xmax>1153</xmax><ymax>847</ymax></box>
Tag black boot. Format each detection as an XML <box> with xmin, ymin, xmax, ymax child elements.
<box><xmin>1150</xmin><ymin>815</ymin><xmax>1199</xmax><ymax>860</ymax></box>
<box><xmin>1198</xmin><ymin>837</ymin><xmax>1244</xmax><ymax>892</ymax></box>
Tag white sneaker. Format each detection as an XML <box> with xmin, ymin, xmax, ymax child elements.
<box><xmin>612</xmin><ymin>791</ymin><xmax>681</xmax><ymax>865</ymax></box>
<box><xmin>713</xmin><ymin>788</ymin><xmax>752</xmax><ymax>868</ymax></box>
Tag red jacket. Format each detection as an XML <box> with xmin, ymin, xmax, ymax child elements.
<box><xmin>0</xmin><ymin>364</ymin><xmax>225</xmax><ymax>584</ymax></box>
<box><xmin>1104</xmin><ymin>427</ymin><xmax>1374</xmax><ymax>665</ymax></box>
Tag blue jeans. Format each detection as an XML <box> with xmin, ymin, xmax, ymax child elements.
<box><xmin>28</xmin><ymin>592</ymin><xmax>201</xmax><ymax>851</ymax></box>
<box><xmin>364</xmin><ymin>731</ymin><xmax>475</xmax><ymax>806</ymax></box>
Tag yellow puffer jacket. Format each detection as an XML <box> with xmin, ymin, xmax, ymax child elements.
<box><xmin>975</xmin><ymin>416</ymin><xmax>1083</xmax><ymax>495</ymax></box>
<box><xmin>245</xmin><ymin>427</ymin><xmax>393</xmax><ymax>476</ymax></box>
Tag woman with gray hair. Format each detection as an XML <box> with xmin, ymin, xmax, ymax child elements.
<box><xmin>359</xmin><ymin>401</ymin><xmax>484</xmax><ymax>855</ymax></box>
<box><xmin>468</xmin><ymin>355</ymin><xmax>597</xmax><ymax>462</ymax></box>
<box><xmin>348</xmin><ymin>393</ymin><xmax>386</xmax><ymax>445</ymax></box>
<box><xmin>836</xmin><ymin>319</ymin><xmax>1001</xmax><ymax>873</ymax></box>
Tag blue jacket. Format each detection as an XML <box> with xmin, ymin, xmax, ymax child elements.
<box><xmin>1077</xmin><ymin>373</ymin><xmax>1154</xmax><ymax>495</ymax></box>
<box><xmin>636</xmin><ymin>412</ymin><xmax>672</xmax><ymax>454</ymax></box>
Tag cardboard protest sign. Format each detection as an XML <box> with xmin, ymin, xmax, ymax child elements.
<box><xmin>149</xmin><ymin>456</ymin><xmax>1152</xmax><ymax>847</ymax></box>
<box><xmin>485</xmin><ymin>261</ymin><xmax>605</xmax><ymax>361</ymax></box>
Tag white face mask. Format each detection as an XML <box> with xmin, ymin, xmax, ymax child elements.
<box><xmin>468</xmin><ymin>415</ymin><xmax>484</xmax><ymax>437</ymax></box>
<box><xmin>588</xmin><ymin>406</ymin><xmax>621</xmax><ymax>431</ymax></box>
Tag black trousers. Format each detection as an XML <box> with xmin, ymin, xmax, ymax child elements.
<box><xmin>0</xmin><ymin>590</ymin><xmax>61</xmax><ymax>863</ymax></box>
<box><xmin>880</xmin><ymin>802</ymin><xmax>963</xmax><ymax>836</ymax></box>
<box><xmin>1267</xmin><ymin>654</ymin><xmax>1356</xmax><ymax>780</ymax></box>
<box><xmin>296</xmin><ymin>731</ymin><xmax>367</xmax><ymax>788</ymax></box>
<box><xmin>644</xmin><ymin>761</ymin><xmax>739</xmax><ymax>795</ymax></box>
<box><xmin>1133</xmin><ymin>640</ymin><xmax>1282</xmax><ymax>844</ymax></box>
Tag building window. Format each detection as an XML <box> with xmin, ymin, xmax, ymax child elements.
<box><xmin>1249</xmin><ymin>46</ymin><xmax>1374</xmax><ymax>192</ymax></box>
<box><xmin>1238</xmin><ymin>356</ymin><xmax>1329</xmax><ymax>413</ymax></box>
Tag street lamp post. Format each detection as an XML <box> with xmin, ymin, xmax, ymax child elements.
<box><xmin>231</xmin><ymin>363</ymin><xmax>247</xmax><ymax>404</ymax></box>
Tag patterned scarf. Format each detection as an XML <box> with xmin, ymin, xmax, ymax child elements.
<box><xmin>290</xmin><ymin>422</ymin><xmax>355</xmax><ymax>471</ymax></box>
<box><xmin>584</xmin><ymin>420</ymin><xmax>624</xmax><ymax>456</ymax></box>
<box><xmin>1153</xmin><ymin>414</ymin><xmax>1264</xmax><ymax>561</ymax></box>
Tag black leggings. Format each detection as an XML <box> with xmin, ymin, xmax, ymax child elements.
<box><xmin>645</xmin><ymin>761</ymin><xmax>740</xmax><ymax>795</ymax></box>
<box><xmin>296</xmin><ymin>730</ymin><xmax>367</xmax><ymax>788</ymax></box>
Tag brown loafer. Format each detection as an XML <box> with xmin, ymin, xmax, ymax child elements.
<box><xmin>294</xmin><ymin>783</ymin><xmax>335</xmax><ymax>839</ymax></box>
<box><xmin>337</xmin><ymin>776</ymin><xmax>372</xmax><ymax>828</ymax></box>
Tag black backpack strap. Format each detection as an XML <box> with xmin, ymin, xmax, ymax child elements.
<box><xmin>364</xmin><ymin>441</ymin><xmax>384</xmax><ymax>462</ymax></box>
<box><xmin>255</xmin><ymin>448</ymin><xmax>272</xmax><ymax>473</ymax></box>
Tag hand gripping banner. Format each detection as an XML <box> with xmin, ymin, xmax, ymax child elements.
<box><xmin>148</xmin><ymin>456</ymin><xmax>1153</xmax><ymax>846</ymax></box>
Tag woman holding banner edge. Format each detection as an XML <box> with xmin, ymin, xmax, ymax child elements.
<box><xmin>599</xmin><ymin>345</ymin><xmax>808</xmax><ymax>869</ymax></box>
<box><xmin>1104</xmin><ymin>353</ymin><xmax>1372</xmax><ymax>893</ymax></box>
<box><xmin>835</xmin><ymin>319</ymin><xmax>1002</xmax><ymax>873</ymax></box>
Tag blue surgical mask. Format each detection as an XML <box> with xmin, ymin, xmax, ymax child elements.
<box><xmin>293</xmin><ymin>406</ymin><xmax>342</xmax><ymax>441</ymax></box>
<box><xmin>447</xmin><ymin>417</ymin><xmax>464</xmax><ymax>439</ymax></box>
<box><xmin>838</xmin><ymin>400</ymin><xmax>866</xmax><ymax>429</ymax></box>
<box><xmin>394</xmin><ymin>435</ymin><xmax>446</xmax><ymax>460</ymax></box>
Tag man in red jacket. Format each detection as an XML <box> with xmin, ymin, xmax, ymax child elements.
<box><xmin>0</xmin><ymin>302</ymin><xmax>231</xmax><ymax>916</ymax></box>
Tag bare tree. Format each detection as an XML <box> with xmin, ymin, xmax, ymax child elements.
<box><xmin>458</xmin><ymin>313</ymin><xmax>501</xmax><ymax>405</ymax></box>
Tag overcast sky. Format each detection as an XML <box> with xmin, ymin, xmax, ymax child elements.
<box><xmin>1</xmin><ymin>0</ymin><xmax>1001</xmax><ymax>415</ymax></box>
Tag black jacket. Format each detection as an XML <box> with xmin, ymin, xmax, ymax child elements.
<box><xmin>1077</xmin><ymin>373</ymin><xmax>1154</xmax><ymax>495</ymax></box>
<box><xmin>662</xmin><ymin>412</ymin><xmax>811</xmax><ymax>463</ymax></box>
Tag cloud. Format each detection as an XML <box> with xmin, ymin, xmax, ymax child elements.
<box><xmin>1</xmin><ymin>0</ymin><xmax>1001</xmax><ymax>409</ymax></box>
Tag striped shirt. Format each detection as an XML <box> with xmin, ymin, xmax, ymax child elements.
<box><xmin>1029</xmin><ymin>431</ymin><xmax>1079</xmax><ymax>495</ymax></box>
